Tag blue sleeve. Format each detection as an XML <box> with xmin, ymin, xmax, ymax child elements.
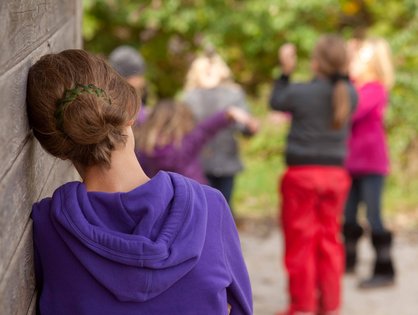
<box><xmin>220</xmin><ymin>196</ymin><xmax>253</xmax><ymax>314</ymax></box>
<box><xmin>269</xmin><ymin>74</ymin><xmax>293</xmax><ymax>112</ymax></box>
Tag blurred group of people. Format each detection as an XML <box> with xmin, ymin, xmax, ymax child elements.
<box><xmin>270</xmin><ymin>35</ymin><xmax>395</xmax><ymax>315</ymax></box>
<box><xmin>108</xmin><ymin>34</ymin><xmax>395</xmax><ymax>315</ymax></box>
<box><xmin>108</xmin><ymin>45</ymin><xmax>259</xmax><ymax>213</ymax></box>
<box><xmin>27</xmin><ymin>30</ymin><xmax>395</xmax><ymax>315</ymax></box>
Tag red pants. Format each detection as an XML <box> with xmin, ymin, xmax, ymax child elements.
<box><xmin>280</xmin><ymin>166</ymin><xmax>350</xmax><ymax>314</ymax></box>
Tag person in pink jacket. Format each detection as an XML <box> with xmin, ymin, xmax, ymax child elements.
<box><xmin>343</xmin><ymin>37</ymin><xmax>396</xmax><ymax>289</ymax></box>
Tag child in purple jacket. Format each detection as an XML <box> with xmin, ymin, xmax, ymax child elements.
<box><xmin>135</xmin><ymin>99</ymin><xmax>258</xmax><ymax>184</ymax></box>
<box><xmin>26</xmin><ymin>49</ymin><xmax>253</xmax><ymax>315</ymax></box>
<box><xmin>344</xmin><ymin>37</ymin><xmax>396</xmax><ymax>289</ymax></box>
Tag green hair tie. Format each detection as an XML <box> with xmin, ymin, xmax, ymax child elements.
<box><xmin>55</xmin><ymin>83</ymin><xmax>112</xmax><ymax>132</ymax></box>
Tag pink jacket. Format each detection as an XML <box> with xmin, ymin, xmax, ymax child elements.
<box><xmin>345</xmin><ymin>82</ymin><xmax>390</xmax><ymax>175</ymax></box>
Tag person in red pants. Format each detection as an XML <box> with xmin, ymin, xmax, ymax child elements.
<box><xmin>269</xmin><ymin>35</ymin><xmax>358</xmax><ymax>315</ymax></box>
<box><xmin>281</xmin><ymin>167</ymin><xmax>350</xmax><ymax>314</ymax></box>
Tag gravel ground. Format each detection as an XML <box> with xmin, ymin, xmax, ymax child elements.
<box><xmin>239</xmin><ymin>221</ymin><xmax>418</xmax><ymax>315</ymax></box>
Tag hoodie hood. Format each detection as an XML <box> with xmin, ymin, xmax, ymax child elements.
<box><xmin>49</xmin><ymin>171</ymin><xmax>208</xmax><ymax>302</ymax></box>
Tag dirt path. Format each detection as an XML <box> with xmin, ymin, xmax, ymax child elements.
<box><xmin>239</xmin><ymin>223</ymin><xmax>418</xmax><ymax>315</ymax></box>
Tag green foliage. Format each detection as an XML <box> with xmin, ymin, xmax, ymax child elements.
<box><xmin>84</xmin><ymin>0</ymin><xmax>418</xmax><ymax>217</ymax></box>
<box><xmin>83</xmin><ymin>0</ymin><xmax>354</xmax><ymax>96</ymax></box>
<box><xmin>233</xmin><ymin>105</ymin><xmax>287</xmax><ymax>218</ymax></box>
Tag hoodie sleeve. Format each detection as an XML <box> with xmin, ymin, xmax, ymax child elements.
<box><xmin>179</xmin><ymin>111</ymin><xmax>231</xmax><ymax>159</ymax></box>
<box><xmin>269</xmin><ymin>74</ymin><xmax>294</xmax><ymax>112</ymax></box>
<box><xmin>220</xmin><ymin>196</ymin><xmax>253</xmax><ymax>314</ymax></box>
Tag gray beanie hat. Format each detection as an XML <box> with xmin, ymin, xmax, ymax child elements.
<box><xmin>109</xmin><ymin>45</ymin><xmax>146</xmax><ymax>78</ymax></box>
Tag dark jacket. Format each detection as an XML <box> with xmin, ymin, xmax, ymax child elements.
<box><xmin>270</xmin><ymin>76</ymin><xmax>358</xmax><ymax>166</ymax></box>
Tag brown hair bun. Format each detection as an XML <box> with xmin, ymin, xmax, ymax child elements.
<box><xmin>27</xmin><ymin>49</ymin><xmax>140</xmax><ymax>167</ymax></box>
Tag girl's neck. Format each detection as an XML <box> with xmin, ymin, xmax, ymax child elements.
<box><xmin>77</xmin><ymin>128</ymin><xmax>150</xmax><ymax>193</ymax></box>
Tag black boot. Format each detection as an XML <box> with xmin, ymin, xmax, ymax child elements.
<box><xmin>358</xmin><ymin>230</ymin><xmax>395</xmax><ymax>289</ymax></box>
<box><xmin>343</xmin><ymin>223</ymin><xmax>363</xmax><ymax>273</ymax></box>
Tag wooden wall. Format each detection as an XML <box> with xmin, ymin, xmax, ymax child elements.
<box><xmin>0</xmin><ymin>1</ymin><xmax>82</xmax><ymax>314</ymax></box>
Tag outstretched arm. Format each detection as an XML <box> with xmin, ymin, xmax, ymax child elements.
<box><xmin>180</xmin><ymin>107</ymin><xmax>258</xmax><ymax>160</ymax></box>
<box><xmin>269</xmin><ymin>44</ymin><xmax>297</xmax><ymax>112</ymax></box>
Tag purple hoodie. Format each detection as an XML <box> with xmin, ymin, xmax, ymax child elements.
<box><xmin>32</xmin><ymin>171</ymin><xmax>252</xmax><ymax>315</ymax></box>
<box><xmin>137</xmin><ymin>111</ymin><xmax>231</xmax><ymax>184</ymax></box>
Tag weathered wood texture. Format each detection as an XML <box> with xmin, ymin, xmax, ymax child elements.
<box><xmin>27</xmin><ymin>294</ymin><xmax>36</xmax><ymax>315</ymax></box>
<box><xmin>0</xmin><ymin>0</ymin><xmax>81</xmax><ymax>314</ymax></box>
<box><xmin>27</xmin><ymin>292</ymin><xmax>37</xmax><ymax>315</ymax></box>
<box><xmin>0</xmin><ymin>16</ymin><xmax>78</xmax><ymax>180</ymax></box>
<box><xmin>0</xmin><ymin>158</ymin><xmax>76</xmax><ymax>315</ymax></box>
<box><xmin>0</xmin><ymin>0</ymin><xmax>77</xmax><ymax>74</ymax></box>
<box><xmin>0</xmin><ymin>224</ymin><xmax>36</xmax><ymax>315</ymax></box>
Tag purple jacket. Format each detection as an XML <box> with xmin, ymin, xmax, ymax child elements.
<box><xmin>32</xmin><ymin>171</ymin><xmax>253</xmax><ymax>315</ymax></box>
<box><xmin>137</xmin><ymin>111</ymin><xmax>230</xmax><ymax>184</ymax></box>
<box><xmin>345</xmin><ymin>82</ymin><xmax>390</xmax><ymax>175</ymax></box>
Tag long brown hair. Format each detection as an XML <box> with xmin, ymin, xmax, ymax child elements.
<box><xmin>135</xmin><ymin>100</ymin><xmax>195</xmax><ymax>154</ymax></box>
<box><xmin>26</xmin><ymin>49</ymin><xmax>140</xmax><ymax>167</ymax></box>
<box><xmin>313</xmin><ymin>34</ymin><xmax>350</xmax><ymax>129</ymax></box>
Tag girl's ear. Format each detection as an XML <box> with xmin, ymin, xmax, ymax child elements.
<box><xmin>127</xmin><ymin>119</ymin><xmax>136</xmax><ymax>126</ymax></box>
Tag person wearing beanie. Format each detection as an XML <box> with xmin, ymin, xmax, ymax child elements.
<box><xmin>109</xmin><ymin>45</ymin><xmax>146</xmax><ymax>77</ymax></box>
<box><xmin>109</xmin><ymin>45</ymin><xmax>148</xmax><ymax>121</ymax></box>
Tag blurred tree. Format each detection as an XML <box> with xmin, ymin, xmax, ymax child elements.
<box><xmin>83</xmin><ymin>0</ymin><xmax>416</xmax><ymax>94</ymax></box>
<box><xmin>84</xmin><ymin>0</ymin><xmax>418</xmax><ymax>191</ymax></box>
<box><xmin>83</xmin><ymin>0</ymin><xmax>417</xmax><ymax>96</ymax></box>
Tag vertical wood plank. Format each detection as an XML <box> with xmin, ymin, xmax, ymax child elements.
<box><xmin>0</xmin><ymin>17</ymin><xmax>78</xmax><ymax>180</ymax></box>
<box><xmin>0</xmin><ymin>1</ymin><xmax>81</xmax><ymax>314</ymax></box>
<box><xmin>0</xmin><ymin>0</ymin><xmax>76</xmax><ymax>74</ymax></box>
